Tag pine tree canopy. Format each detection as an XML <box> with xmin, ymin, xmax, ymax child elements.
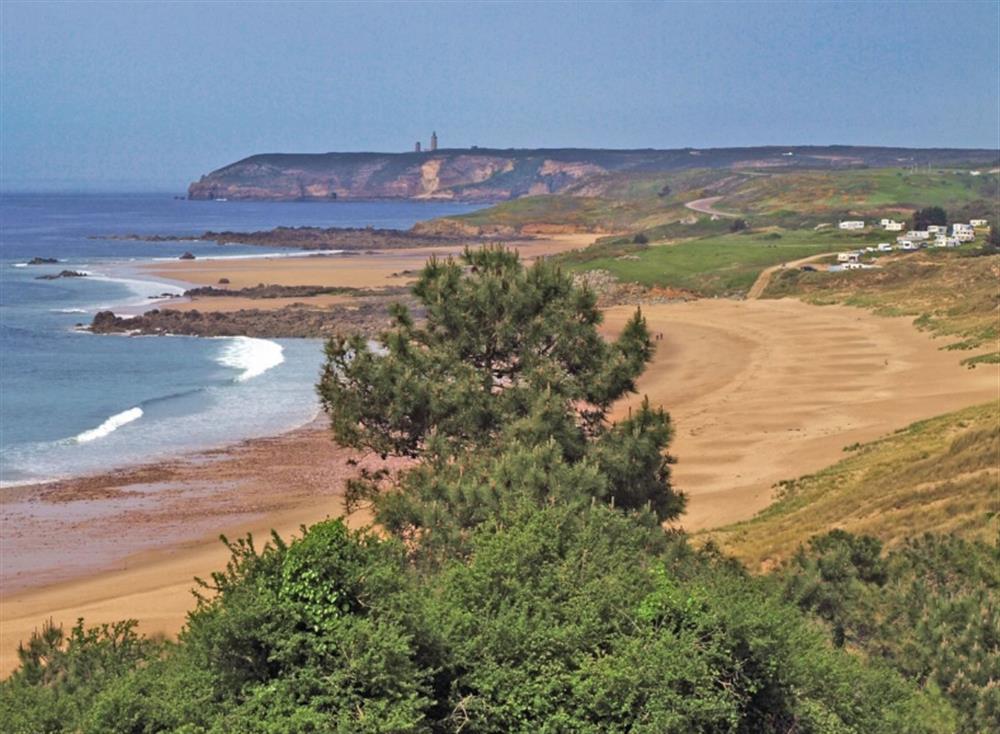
<box><xmin>318</xmin><ymin>245</ymin><xmax>684</xmax><ymax>534</ymax></box>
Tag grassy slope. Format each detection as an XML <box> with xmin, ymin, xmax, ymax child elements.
<box><xmin>701</xmin><ymin>402</ymin><xmax>999</xmax><ymax>571</ymax></box>
<box><xmin>726</xmin><ymin>168</ymin><xmax>997</xmax><ymax>218</ymax></box>
<box><xmin>763</xmin><ymin>250</ymin><xmax>1000</xmax><ymax>364</ymax></box>
<box><xmin>440</xmin><ymin>167</ymin><xmax>998</xmax><ymax>235</ymax></box>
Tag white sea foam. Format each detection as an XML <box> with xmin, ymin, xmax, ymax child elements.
<box><xmin>52</xmin><ymin>307</ymin><xmax>88</xmax><ymax>314</ymax></box>
<box><xmin>86</xmin><ymin>273</ymin><xmax>186</xmax><ymax>311</ymax></box>
<box><xmin>13</xmin><ymin>263</ymin><xmax>28</xmax><ymax>268</ymax></box>
<box><xmin>216</xmin><ymin>337</ymin><xmax>285</xmax><ymax>381</ymax></box>
<box><xmin>74</xmin><ymin>407</ymin><xmax>143</xmax><ymax>443</ymax></box>
<box><xmin>150</xmin><ymin>249</ymin><xmax>343</xmax><ymax>263</ymax></box>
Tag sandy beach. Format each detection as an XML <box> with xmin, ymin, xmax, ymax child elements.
<box><xmin>3</xmin><ymin>239</ymin><xmax>997</xmax><ymax>676</ymax></box>
<box><xmin>602</xmin><ymin>300</ymin><xmax>997</xmax><ymax>530</ymax></box>
<box><xmin>145</xmin><ymin>234</ymin><xmax>597</xmax><ymax>293</ymax></box>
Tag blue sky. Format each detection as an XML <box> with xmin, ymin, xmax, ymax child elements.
<box><xmin>2</xmin><ymin>0</ymin><xmax>998</xmax><ymax>191</ymax></box>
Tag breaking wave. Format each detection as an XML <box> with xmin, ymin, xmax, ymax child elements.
<box><xmin>216</xmin><ymin>337</ymin><xmax>285</xmax><ymax>381</ymax></box>
<box><xmin>151</xmin><ymin>249</ymin><xmax>343</xmax><ymax>262</ymax></box>
<box><xmin>74</xmin><ymin>407</ymin><xmax>143</xmax><ymax>443</ymax></box>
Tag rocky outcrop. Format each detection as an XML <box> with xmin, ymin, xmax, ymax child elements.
<box><xmin>104</xmin><ymin>226</ymin><xmax>494</xmax><ymax>250</ymax></box>
<box><xmin>184</xmin><ymin>284</ymin><xmax>367</xmax><ymax>299</ymax></box>
<box><xmin>188</xmin><ymin>146</ymin><xmax>999</xmax><ymax>202</ymax></box>
<box><xmin>35</xmin><ymin>270</ymin><xmax>88</xmax><ymax>280</ymax></box>
<box><xmin>88</xmin><ymin>300</ymin><xmax>416</xmax><ymax>339</ymax></box>
<box><xmin>198</xmin><ymin>226</ymin><xmax>486</xmax><ymax>249</ymax></box>
<box><xmin>27</xmin><ymin>257</ymin><xmax>59</xmax><ymax>265</ymax></box>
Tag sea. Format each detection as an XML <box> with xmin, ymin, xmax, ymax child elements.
<box><xmin>0</xmin><ymin>193</ymin><xmax>480</xmax><ymax>486</ymax></box>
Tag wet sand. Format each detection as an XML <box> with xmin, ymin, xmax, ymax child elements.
<box><xmin>1</xmin><ymin>419</ymin><xmax>394</xmax><ymax>675</ymax></box>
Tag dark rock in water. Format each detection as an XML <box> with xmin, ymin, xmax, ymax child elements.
<box><xmin>179</xmin><ymin>251</ymin><xmax>196</xmax><ymax>260</ymax></box>
<box><xmin>218</xmin><ymin>277</ymin><xmax>230</xmax><ymax>284</ymax></box>
<box><xmin>27</xmin><ymin>257</ymin><xmax>59</xmax><ymax>265</ymax></box>
<box><xmin>90</xmin><ymin>311</ymin><xmax>122</xmax><ymax>332</ymax></box>
<box><xmin>35</xmin><ymin>270</ymin><xmax>88</xmax><ymax>280</ymax></box>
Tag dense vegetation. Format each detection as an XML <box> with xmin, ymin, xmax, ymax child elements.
<box><xmin>2</xmin><ymin>249</ymin><xmax>994</xmax><ymax>732</ymax></box>
<box><xmin>775</xmin><ymin>532</ymin><xmax>999</xmax><ymax>734</ymax></box>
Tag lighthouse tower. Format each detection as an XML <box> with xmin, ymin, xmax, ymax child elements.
<box><xmin>430</xmin><ymin>131</ymin><xmax>438</xmax><ymax>152</ymax></box>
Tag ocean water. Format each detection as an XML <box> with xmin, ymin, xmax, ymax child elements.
<box><xmin>0</xmin><ymin>193</ymin><xmax>480</xmax><ymax>486</ymax></box>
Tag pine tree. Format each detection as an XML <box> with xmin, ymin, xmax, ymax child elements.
<box><xmin>319</xmin><ymin>246</ymin><xmax>683</xmax><ymax>540</ymax></box>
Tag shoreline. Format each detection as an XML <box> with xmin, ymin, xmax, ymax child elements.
<box><xmin>1</xmin><ymin>416</ymin><xmax>392</xmax><ymax>675</ymax></box>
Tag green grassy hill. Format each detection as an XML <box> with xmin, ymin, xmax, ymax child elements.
<box><xmin>434</xmin><ymin>166</ymin><xmax>998</xmax><ymax>236</ymax></box>
<box><xmin>555</xmin><ymin>226</ymin><xmax>889</xmax><ymax>297</ymax></box>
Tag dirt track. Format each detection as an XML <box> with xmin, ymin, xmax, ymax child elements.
<box><xmin>745</xmin><ymin>252</ymin><xmax>836</xmax><ymax>299</ymax></box>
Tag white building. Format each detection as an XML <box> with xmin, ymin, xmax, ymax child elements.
<box><xmin>837</xmin><ymin>251</ymin><xmax>860</xmax><ymax>263</ymax></box>
<box><xmin>877</xmin><ymin>242</ymin><xmax>893</xmax><ymax>252</ymax></box>
<box><xmin>934</xmin><ymin>235</ymin><xmax>949</xmax><ymax>247</ymax></box>
<box><xmin>970</xmin><ymin>219</ymin><xmax>989</xmax><ymax>227</ymax></box>
<box><xmin>899</xmin><ymin>240</ymin><xmax>917</xmax><ymax>250</ymax></box>
<box><xmin>946</xmin><ymin>237</ymin><xmax>961</xmax><ymax>247</ymax></box>
<box><xmin>927</xmin><ymin>225</ymin><xmax>947</xmax><ymax>235</ymax></box>
<box><xmin>955</xmin><ymin>230</ymin><xmax>976</xmax><ymax>242</ymax></box>
<box><xmin>884</xmin><ymin>220</ymin><xmax>904</xmax><ymax>231</ymax></box>
<box><xmin>953</xmin><ymin>223</ymin><xmax>974</xmax><ymax>234</ymax></box>
<box><xmin>839</xmin><ymin>220</ymin><xmax>865</xmax><ymax>230</ymax></box>
<box><xmin>906</xmin><ymin>230</ymin><xmax>931</xmax><ymax>240</ymax></box>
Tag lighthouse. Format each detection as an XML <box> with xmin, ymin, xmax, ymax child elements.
<box><xmin>430</xmin><ymin>131</ymin><xmax>438</xmax><ymax>152</ymax></box>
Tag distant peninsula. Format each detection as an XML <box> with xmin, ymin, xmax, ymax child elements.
<box><xmin>187</xmin><ymin>146</ymin><xmax>999</xmax><ymax>202</ymax></box>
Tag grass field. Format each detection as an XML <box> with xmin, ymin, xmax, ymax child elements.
<box><xmin>716</xmin><ymin>168</ymin><xmax>998</xmax><ymax>218</ymax></box>
<box><xmin>561</xmin><ymin>229</ymin><xmax>868</xmax><ymax>296</ymax></box>
<box><xmin>701</xmin><ymin>402</ymin><xmax>1000</xmax><ymax>572</ymax></box>
<box><xmin>763</xmin><ymin>249</ymin><xmax>1000</xmax><ymax>364</ymax></box>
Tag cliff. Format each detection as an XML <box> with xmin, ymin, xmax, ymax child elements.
<box><xmin>187</xmin><ymin>146</ymin><xmax>999</xmax><ymax>202</ymax></box>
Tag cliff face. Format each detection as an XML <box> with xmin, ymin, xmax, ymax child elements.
<box><xmin>188</xmin><ymin>147</ymin><xmax>1000</xmax><ymax>202</ymax></box>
